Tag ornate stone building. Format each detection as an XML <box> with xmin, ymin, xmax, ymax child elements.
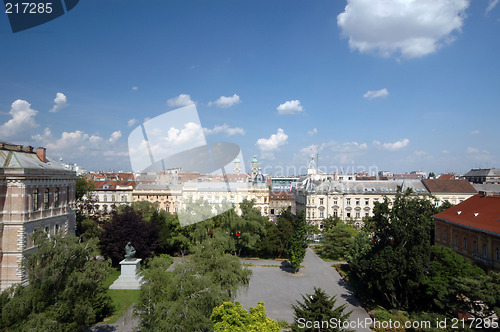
<box><xmin>0</xmin><ymin>142</ymin><xmax>76</xmax><ymax>291</ymax></box>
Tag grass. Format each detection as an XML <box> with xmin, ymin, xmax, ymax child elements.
<box><xmin>99</xmin><ymin>268</ymin><xmax>142</xmax><ymax>324</ymax></box>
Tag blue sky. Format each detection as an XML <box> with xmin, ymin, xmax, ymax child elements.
<box><xmin>1</xmin><ymin>0</ymin><xmax>499</xmax><ymax>175</ymax></box>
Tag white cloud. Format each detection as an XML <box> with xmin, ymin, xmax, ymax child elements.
<box><xmin>32</xmin><ymin>127</ymin><xmax>52</xmax><ymax>141</ymax></box>
<box><xmin>128</xmin><ymin>118</ymin><xmax>137</xmax><ymax>127</ymax></box>
<box><xmin>308</xmin><ymin>128</ymin><xmax>317</xmax><ymax>136</ymax></box>
<box><xmin>277</xmin><ymin>100</ymin><xmax>304</xmax><ymax>115</ymax></box>
<box><xmin>132</xmin><ymin>86</ymin><xmax>139</xmax><ymax>91</ymax></box>
<box><xmin>49</xmin><ymin>92</ymin><xmax>68</xmax><ymax>113</ymax></box>
<box><xmin>441</xmin><ymin>149</ymin><xmax>451</xmax><ymax>154</ymax></box>
<box><xmin>374</xmin><ymin>138</ymin><xmax>410</xmax><ymax>151</ymax></box>
<box><xmin>109</xmin><ymin>131</ymin><xmax>122</xmax><ymax>143</ymax></box>
<box><xmin>167</xmin><ymin>94</ymin><xmax>195</xmax><ymax>108</ymax></box>
<box><xmin>203</xmin><ymin>124</ymin><xmax>245</xmax><ymax>136</ymax></box>
<box><xmin>208</xmin><ymin>94</ymin><xmax>241</xmax><ymax>108</ymax></box>
<box><xmin>466</xmin><ymin>147</ymin><xmax>491</xmax><ymax>161</ymax></box>
<box><xmin>486</xmin><ymin>0</ymin><xmax>499</xmax><ymax>14</ymax></box>
<box><xmin>337</xmin><ymin>0</ymin><xmax>470</xmax><ymax>58</ymax></box>
<box><xmin>0</xmin><ymin>99</ymin><xmax>39</xmax><ymax>139</ymax></box>
<box><xmin>470</xmin><ymin>129</ymin><xmax>480</xmax><ymax>135</ymax></box>
<box><xmin>256</xmin><ymin>128</ymin><xmax>288</xmax><ymax>151</ymax></box>
<box><xmin>363</xmin><ymin>88</ymin><xmax>389</xmax><ymax>99</ymax></box>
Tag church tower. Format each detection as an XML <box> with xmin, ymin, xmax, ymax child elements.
<box><xmin>251</xmin><ymin>155</ymin><xmax>259</xmax><ymax>179</ymax></box>
<box><xmin>234</xmin><ymin>157</ymin><xmax>241</xmax><ymax>174</ymax></box>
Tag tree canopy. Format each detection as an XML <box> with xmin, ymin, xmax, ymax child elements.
<box><xmin>0</xmin><ymin>232</ymin><xmax>113</xmax><ymax>331</ymax></box>
<box><xmin>99</xmin><ymin>206</ymin><xmax>160</xmax><ymax>266</ymax></box>
<box><xmin>137</xmin><ymin>238</ymin><xmax>251</xmax><ymax>331</ymax></box>
<box><xmin>291</xmin><ymin>287</ymin><xmax>351</xmax><ymax>332</ymax></box>
<box><xmin>211</xmin><ymin>301</ymin><xmax>280</xmax><ymax>332</ymax></box>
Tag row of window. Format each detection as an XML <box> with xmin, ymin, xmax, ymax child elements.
<box><xmin>32</xmin><ymin>187</ymin><xmax>70</xmax><ymax>211</ymax></box>
<box><xmin>437</xmin><ymin>226</ymin><xmax>500</xmax><ymax>261</ymax></box>
<box><xmin>310</xmin><ymin>197</ymin><xmax>376</xmax><ymax>206</ymax></box>
<box><xmin>307</xmin><ymin>210</ymin><xmax>370</xmax><ymax>219</ymax></box>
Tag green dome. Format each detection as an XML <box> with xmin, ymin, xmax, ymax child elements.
<box><xmin>234</xmin><ymin>157</ymin><xmax>240</xmax><ymax>163</ymax></box>
<box><xmin>252</xmin><ymin>155</ymin><xmax>258</xmax><ymax>163</ymax></box>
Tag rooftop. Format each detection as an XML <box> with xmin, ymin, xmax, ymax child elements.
<box><xmin>433</xmin><ymin>194</ymin><xmax>500</xmax><ymax>236</ymax></box>
<box><xmin>422</xmin><ymin>179</ymin><xmax>477</xmax><ymax>194</ymax></box>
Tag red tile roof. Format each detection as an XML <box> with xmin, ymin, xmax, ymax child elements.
<box><xmin>422</xmin><ymin>179</ymin><xmax>477</xmax><ymax>194</ymax></box>
<box><xmin>92</xmin><ymin>180</ymin><xmax>136</xmax><ymax>190</ymax></box>
<box><xmin>432</xmin><ymin>194</ymin><xmax>500</xmax><ymax>236</ymax></box>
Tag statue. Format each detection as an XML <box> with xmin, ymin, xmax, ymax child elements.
<box><xmin>124</xmin><ymin>242</ymin><xmax>136</xmax><ymax>260</ymax></box>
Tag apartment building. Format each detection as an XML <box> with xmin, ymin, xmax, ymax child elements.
<box><xmin>433</xmin><ymin>194</ymin><xmax>500</xmax><ymax>271</ymax></box>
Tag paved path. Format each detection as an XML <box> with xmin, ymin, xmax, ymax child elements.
<box><xmin>236</xmin><ymin>248</ymin><xmax>372</xmax><ymax>331</ymax></box>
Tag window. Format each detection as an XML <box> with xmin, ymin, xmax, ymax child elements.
<box><xmin>333</xmin><ymin>199</ymin><xmax>338</xmax><ymax>205</ymax></box>
<box><xmin>454</xmin><ymin>234</ymin><xmax>458</xmax><ymax>247</ymax></box>
<box><xmin>103</xmin><ymin>195</ymin><xmax>107</xmax><ymax>202</ymax></box>
<box><xmin>346</xmin><ymin>198</ymin><xmax>351</xmax><ymax>205</ymax></box>
<box><xmin>55</xmin><ymin>224</ymin><xmax>60</xmax><ymax>233</ymax></box>
<box><xmin>356</xmin><ymin>199</ymin><xmax>360</xmax><ymax>205</ymax></box>
<box><xmin>66</xmin><ymin>186</ymin><xmax>70</xmax><ymax>204</ymax></box>
<box><xmin>333</xmin><ymin>209</ymin><xmax>338</xmax><ymax>217</ymax></box>
<box><xmin>319</xmin><ymin>198</ymin><xmax>323</xmax><ymax>205</ymax></box>
<box><xmin>44</xmin><ymin>188</ymin><xmax>49</xmax><ymax>209</ymax></box>
<box><xmin>346</xmin><ymin>212</ymin><xmax>351</xmax><ymax>218</ymax></box>
<box><xmin>54</xmin><ymin>187</ymin><xmax>59</xmax><ymax>207</ymax></box>
<box><xmin>122</xmin><ymin>195</ymin><xmax>127</xmax><ymax>202</ymax></box>
<box><xmin>365</xmin><ymin>212</ymin><xmax>369</xmax><ymax>217</ymax></box>
<box><xmin>355</xmin><ymin>211</ymin><xmax>360</xmax><ymax>218</ymax></box>
<box><xmin>365</xmin><ymin>198</ymin><xmax>369</xmax><ymax>205</ymax></box>
<box><xmin>33</xmin><ymin>188</ymin><xmax>39</xmax><ymax>211</ymax></box>
<box><xmin>473</xmin><ymin>240</ymin><xmax>478</xmax><ymax>254</ymax></box>
<box><xmin>320</xmin><ymin>211</ymin><xmax>324</xmax><ymax>218</ymax></box>
<box><xmin>437</xmin><ymin>226</ymin><xmax>441</xmax><ymax>239</ymax></box>
<box><xmin>496</xmin><ymin>248</ymin><xmax>499</xmax><ymax>261</ymax></box>
<box><xmin>444</xmin><ymin>230</ymin><xmax>447</xmax><ymax>241</ymax></box>
<box><xmin>312</xmin><ymin>211</ymin><xmax>315</xmax><ymax>218</ymax></box>
<box><xmin>463</xmin><ymin>236</ymin><xmax>467</xmax><ymax>249</ymax></box>
<box><xmin>483</xmin><ymin>245</ymin><xmax>487</xmax><ymax>258</ymax></box>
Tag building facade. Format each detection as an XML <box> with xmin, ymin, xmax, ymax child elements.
<box><xmin>296</xmin><ymin>180</ymin><xmax>430</xmax><ymax>229</ymax></box>
<box><xmin>433</xmin><ymin>194</ymin><xmax>500</xmax><ymax>271</ymax></box>
<box><xmin>463</xmin><ymin>168</ymin><xmax>500</xmax><ymax>184</ymax></box>
<box><xmin>0</xmin><ymin>143</ymin><xmax>76</xmax><ymax>291</ymax></box>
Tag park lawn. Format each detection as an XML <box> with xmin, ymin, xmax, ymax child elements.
<box><xmin>101</xmin><ymin>268</ymin><xmax>142</xmax><ymax>324</ymax></box>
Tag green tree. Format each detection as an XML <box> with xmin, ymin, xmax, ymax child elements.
<box><xmin>150</xmin><ymin>209</ymin><xmax>192</xmax><ymax>256</ymax></box>
<box><xmin>321</xmin><ymin>216</ymin><xmax>341</xmax><ymax>233</ymax></box>
<box><xmin>319</xmin><ymin>223</ymin><xmax>356</xmax><ymax>260</ymax></box>
<box><xmin>137</xmin><ymin>238</ymin><xmax>251</xmax><ymax>331</ymax></box>
<box><xmin>287</xmin><ymin>210</ymin><xmax>308</xmax><ymax>272</ymax></box>
<box><xmin>451</xmin><ymin>272</ymin><xmax>500</xmax><ymax>318</ymax></box>
<box><xmin>257</xmin><ymin>209</ymin><xmax>294</xmax><ymax>258</ymax></box>
<box><xmin>291</xmin><ymin>287</ymin><xmax>351</xmax><ymax>332</ymax></box>
<box><xmin>349</xmin><ymin>189</ymin><xmax>439</xmax><ymax>310</ymax></box>
<box><xmin>75</xmin><ymin>175</ymin><xmax>95</xmax><ymax>202</ymax></box>
<box><xmin>99</xmin><ymin>206</ymin><xmax>160</xmax><ymax>266</ymax></box>
<box><xmin>423</xmin><ymin>246</ymin><xmax>485</xmax><ymax>312</ymax></box>
<box><xmin>0</xmin><ymin>232</ymin><xmax>113</xmax><ymax>331</ymax></box>
<box><xmin>211</xmin><ymin>301</ymin><xmax>280</xmax><ymax>332</ymax></box>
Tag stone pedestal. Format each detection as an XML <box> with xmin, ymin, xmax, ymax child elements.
<box><xmin>109</xmin><ymin>258</ymin><xmax>143</xmax><ymax>290</ymax></box>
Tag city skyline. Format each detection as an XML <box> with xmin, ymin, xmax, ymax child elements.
<box><xmin>1</xmin><ymin>0</ymin><xmax>499</xmax><ymax>175</ymax></box>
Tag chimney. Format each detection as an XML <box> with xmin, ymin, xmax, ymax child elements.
<box><xmin>36</xmin><ymin>147</ymin><xmax>47</xmax><ymax>163</ymax></box>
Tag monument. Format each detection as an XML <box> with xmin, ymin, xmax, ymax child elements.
<box><xmin>109</xmin><ymin>242</ymin><xmax>143</xmax><ymax>290</ymax></box>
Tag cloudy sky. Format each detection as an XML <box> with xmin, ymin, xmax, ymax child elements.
<box><xmin>1</xmin><ymin>0</ymin><xmax>499</xmax><ymax>175</ymax></box>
